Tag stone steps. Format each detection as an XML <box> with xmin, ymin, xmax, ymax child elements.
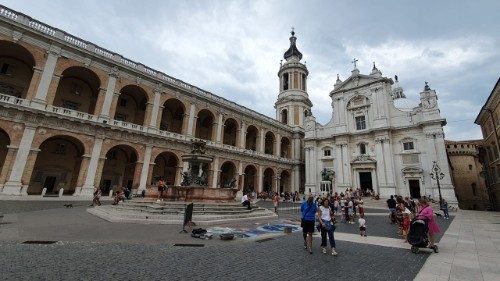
<box><xmin>88</xmin><ymin>205</ymin><xmax>277</xmax><ymax>225</ymax></box>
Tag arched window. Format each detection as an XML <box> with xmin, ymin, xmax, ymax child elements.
<box><xmin>281</xmin><ymin>109</ymin><xmax>288</xmax><ymax>124</ymax></box>
<box><xmin>360</xmin><ymin>143</ymin><xmax>366</xmax><ymax>155</ymax></box>
<box><xmin>283</xmin><ymin>73</ymin><xmax>289</xmax><ymax>90</ymax></box>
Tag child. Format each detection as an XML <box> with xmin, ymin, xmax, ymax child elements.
<box><xmin>358</xmin><ymin>214</ymin><xmax>367</xmax><ymax>237</ymax></box>
<box><xmin>402</xmin><ymin>210</ymin><xmax>411</xmax><ymax>242</ymax></box>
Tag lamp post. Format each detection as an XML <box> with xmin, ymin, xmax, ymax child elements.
<box><xmin>430</xmin><ymin>161</ymin><xmax>445</xmax><ymax>208</ymax></box>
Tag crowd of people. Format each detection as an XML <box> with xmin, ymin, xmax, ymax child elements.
<box><xmin>300</xmin><ymin>188</ymin><xmax>443</xmax><ymax>255</ymax></box>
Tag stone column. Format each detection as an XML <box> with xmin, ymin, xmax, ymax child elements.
<box><xmin>181</xmin><ymin>112</ymin><xmax>190</xmax><ymax>135</ymax></box>
<box><xmin>138</xmin><ymin>145</ymin><xmax>153</xmax><ymax>192</ymax></box>
<box><xmin>342</xmin><ymin>144</ymin><xmax>351</xmax><ymax>187</ymax></box>
<box><xmin>78</xmin><ymin>138</ymin><xmax>104</xmax><ymax>196</ymax></box>
<box><xmin>2</xmin><ymin>126</ymin><xmax>36</xmax><ymax>195</ymax></box>
<box><xmin>20</xmin><ymin>149</ymin><xmax>40</xmax><ymax>195</ymax></box>
<box><xmin>31</xmin><ymin>46</ymin><xmax>60</xmax><ymax>109</ymax></box>
<box><xmin>92</xmin><ymin>88</ymin><xmax>107</xmax><ymax>116</ymax></box>
<box><xmin>108</xmin><ymin>93</ymin><xmax>120</xmax><ymax>121</ymax></box>
<box><xmin>156</xmin><ymin>106</ymin><xmax>164</xmax><ymax>130</ymax></box>
<box><xmin>143</xmin><ymin>103</ymin><xmax>153</xmax><ymax>127</ymax></box>
<box><xmin>211</xmin><ymin>157</ymin><xmax>219</xmax><ymax>188</ymax></box>
<box><xmin>383</xmin><ymin>139</ymin><xmax>395</xmax><ymax>186</ymax></box>
<box><xmin>374</xmin><ymin>139</ymin><xmax>386</xmax><ymax>192</ymax></box>
<box><xmin>186</xmin><ymin>103</ymin><xmax>196</xmax><ymax>136</ymax></box>
<box><xmin>74</xmin><ymin>155</ymin><xmax>91</xmax><ymax>191</ymax></box>
<box><xmin>238</xmin><ymin>121</ymin><xmax>246</xmax><ymax>149</ymax></box>
<box><xmin>132</xmin><ymin>161</ymin><xmax>143</xmax><ymax>191</ymax></box>
<box><xmin>214</xmin><ymin>113</ymin><xmax>223</xmax><ymax>143</ymax></box>
<box><xmin>0</xmin><ymin>146</ymin><xmax>18</xmax><ymax>186</ymax></box>
<box><xmin>259</xmin><ymin>128</ymin><xmax>265</xmax><ymax>153</ymax></box>
<box><xmin>293</xmin><ymin>165</ymin><xmax>300</xmax><ymax>192</ymax></box>
<box><xmin>257</xmin><ymin>165</ymin><xmax>263</xmax><ymax>192</ymax></box>
<box><xmin>98</xmin><ymin>71</ymin><xmax>118</xmax><ymax>121</ymax></box>
<box><xmin>275</xmin><ymin>134</ymin><xmax>281</xmax><ymax>157</ymax></box>
<box><xmin>335</xmin><ymin>144</ymin><xmax>344</xmax><ymax>185</ymax></box>
<box><xmin>93</xmin><ymin>157</ymin><xmax>106</xmax><ymax>189</ymax></box>
<box><xmin>148</xmin><ymin>90</ymin><xmax>162</xmax><ymax>128</ymax></box>
<box><xmin>25</xmin><ymin>68</ymin><xmax>42</xmax><ymax>100</ymax></box>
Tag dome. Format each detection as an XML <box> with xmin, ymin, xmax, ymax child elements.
<box><xmin>283</xmin><ymin>30</ymin><xmax>303</xmax><ymax>61</ymax></box>
<box><xmin>393</xmin><ymin>98</ymin><xmax>419</xmax><ymax>112</ymax></box>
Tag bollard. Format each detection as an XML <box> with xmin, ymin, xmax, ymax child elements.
<box><xmin>109</xmin><ymin>190</ymin><xmax>113</xmax><ymax>198</ymax></box>
<box><xmin>41</xmin><ymin>187</ymin><xmax>47</xmax><ymax>197</ymax></box>
<box><xmin>58</xmin><ymin>188</ymin><xmax>64</xmax><ymax>197</ymax></box>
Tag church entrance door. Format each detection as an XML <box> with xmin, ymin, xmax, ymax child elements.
<box><xmin>409</xmin><ymin>180</ymin><xmax>421</xmax><ymax>199</ymax></box>
<box><xmin>359</xmin><ymin>172</ymin><xmax>372</xmax><ymax>191</ymax></box>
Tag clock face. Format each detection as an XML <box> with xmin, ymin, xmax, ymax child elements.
<box><xmin>423</xmin><ymin>99</ymin><xmax>436</xmax><ymax>109</ymax></box>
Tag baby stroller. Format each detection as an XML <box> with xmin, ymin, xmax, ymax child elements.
<box><xmin>408</xmin><ymin>217</ymin><xmax>429</xmax><ymax>254</ymax></box>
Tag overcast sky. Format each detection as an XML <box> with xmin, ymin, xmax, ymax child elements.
<box><xmin>4</xmin><ymin>0</ymin><xmax>499</xmax><ymax>140</ymax></box>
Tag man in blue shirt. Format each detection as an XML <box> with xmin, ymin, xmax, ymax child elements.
<box><xmin>301</xmin><ymin>195</ymin><xmax>318</xmax><ymax>254</ymax></box>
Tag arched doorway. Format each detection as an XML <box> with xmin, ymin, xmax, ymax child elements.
<box><xmin>29</xmin><ymin>136</ymin><xmax>85</xmax><ymax>195</ymax></box>
<box><xmin>195</xmin><ymin>109</ymin><xmax>214</xmax><ymax>141</ymax></box>
<box><xmin>53</xmin><ymin>67</ymin><xmax>100</xmax><ymax>114</ymax></box>
<box><xmin>243</xmin><ymin>165</ymin><xmax>257</xmax><ymax>193</ymax></box>
<box><xmin>263</xmin><ymin>168</ymin><xmax>275</xmax><ymax>193</ymax></box>
<box><xmin>264</xmin><ymin>131</ymin><xmax>275</xmax><ymax>155</ymax></box>
<box><xmin>220</xmin><ymin>161</ymin><xmax>237</xmax><ymax>188</ymax></box>
<box><xmin>114</xmin><ymin>85</ymin><xmax>148</xmax><ymax>125</ymax></box>
<box><xmin>245</xmin><ymin>125</ymin><xmax>258</xmax><ymax>151</ymax></box>
<box><xmin>0</xmin><ymin>129</ymin><xmax>10</xmax><ymax>177</ymax></box>
<box><xmin>160</xmin><ymin>98</ymin><xmax>185</xmax><ymax>134</ymax></box>
<box><xmin>281</xmin><ymin>109</ymin><xmax>288</xmax><ymax>124</ymax></box>
<box><xmin>280</xmin><ymin>170</ymin><xmax>291</xmax><ymax>193</ymax></box>
<box><xmin>100</xmin><ymin>145</ymin><xmax>138</xmax><ymax>195</ymax></box>
<box><xmin>281</xmin><ymin>137</ymin><xmax>291</xmax><ymax>158</ymax></box>
<box><xmin>0</xmin><ymin>41</ymin><xmax>35</xmax><ymax>98</ymax></box>
<box><xmin>223</xmin><ymin>118</ymin><xmax>238</xmax><ymax>146</ymax></box>
<box><xmin>152</xmin><ymin>152</ymin><xmax>178</xmax><ymax>186</ymax></box>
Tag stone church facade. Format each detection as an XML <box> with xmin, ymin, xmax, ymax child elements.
<box><xmin>0</xmin><ymin>6</ymin><xmax>305</xmax><ymax>197</ymax></box>
<box><xmin>304</xmin><ymin>64</ymin><xmax>457</xmax><ymax>202</ymax></box>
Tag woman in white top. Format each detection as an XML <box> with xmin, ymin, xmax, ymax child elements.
<box><xmin>317</xmin><ymin>198</ymin><xmax>338</xmax><ymax>256</ymax></box>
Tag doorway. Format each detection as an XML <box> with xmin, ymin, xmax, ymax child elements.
<box><xmin>409</xmin><ymin>179</ymin><xmax>421</xmax><ymax>199</ymax></box>
<box><xmin>43</xmin><ymin>176</ymin><xmax>57</xmax><ymax>193</ymax></box>
<box><xmin>359</xmin><ymin>172</ymin><xmax>373</xmax><ymax>191</ymax></box>
<box><xmin>102</xmin><ymin>180</ymin><xmax>111</xmax><ymax>195</ymax></box>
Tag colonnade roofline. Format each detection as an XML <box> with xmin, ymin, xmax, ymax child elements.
<box><xmin>0</xmin><ymin>4</ymin><xmax>294</xmax><ymax>133</ymax></box>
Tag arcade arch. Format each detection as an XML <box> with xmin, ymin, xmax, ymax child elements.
<box><xmin>0</xmin><ymin>41</ymin><xmax>35</xmax><ymax>99</ymax></box>
<box><xmin>28</xmin><ymin>136</ymin><xmax>85</xmax><ymax>195</ymax></box>
<box><xmin>99</xmin><ymin>145</ymin><xmax>138</xmax><ymax>194</ymax></box>
<box><xmin>243</xmin><ymin>165</ymin><xmax>257</xmax><ymax>193</ymax></box>
<box><xmin>280</xmin><ymin>170</ymin><xmax>291</xmax><ymax>193</ymax></box>
<box><xmin>52</xmin><ymin>66</ymin><xmax>100</xmax><ymax>114</ymax></box>
<box><xmin>280</xmin><ymin>137</ymin><xmax>291</xmax><ymax>158</ymax></box>
<box><xmin>264</xmin><ymin>131</ymin><xmax>275</xmax><ymax>155</ymax></box>
<box><xmin>220</xmin><ymin>161</ymin><xmax>237</xmax><ymax>188</ymax></box>
<box><xmin>223</xmin><ymin>118</ymin><xmax>238</xmax><ymax>146</ymax></box>
<box><xmin>263</xmin><ymin>168</ymin><xmax>275</xmax><ymax>193</ymax></box>
<box><xmin>114</xmin><ymin>85</ymin><xmax>148</xmax><ymax>125</ymax></box>
<box><xmin>160</xmin><ymin>98</ymin><xmax>185</xmax><ymax>134</ymax></box>
<box><xmin>152</xmin><ymin>152</ymin><xmax>178</xmax><ymax>186</ymax></box>
<box><xmin>195</xmin><ymin>109</ymin><xmax>214</xmax><ymax>141</ymax></box>
<box><xmin>245</xmin><ymin>125</ymin><xmax>258</xmax><ymax>151</ymax></box>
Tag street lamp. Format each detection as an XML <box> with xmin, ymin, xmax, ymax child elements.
<box><xmin>430</xmin><ymin>161</ymin><xmax>445</xmax><ymax>208</ymax></box>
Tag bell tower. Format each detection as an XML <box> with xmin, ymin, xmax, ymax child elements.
<box><xmin>275</xmin><ymin>29</ymin><xmax>312</xmax><ymax>127</ymax></box>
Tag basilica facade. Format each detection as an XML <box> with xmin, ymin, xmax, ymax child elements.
<box><xmin>304</xmin><ymin>65</ymin><xmax>457</xmax><ymax>202</ymax></box>
<box><xmin>0</xmin><ymin>6</ymin><xmax>304</xmax><ymax>197</ymax></box>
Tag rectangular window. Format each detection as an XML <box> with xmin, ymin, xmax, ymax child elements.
<box><xmin>302</xmin><ymin>74</ymin><xmax>306</xmax><ymax>91</ymax></box>
<box><xmin>469</xmin><ymin>164</ymin><xmax>473</xmax><ymax>171</ymax></box>
<box><xmin>53</xmin><ymin>143</ymin><xmax>66</xmax><ymax>155</ymax></box>
<box><xmin>472</xmin><ymin>183</ymin><xmax>477</xmax><ymax>196</ymax></box>
<box><xmin>355</xmin><ymin>116</ymin><xmax>366</xmax><ymax>130</ymax></box>
<box><xmin>403</xmin><ymin>142</ymin><xmax>414</xmax><ymax>150</ymax></box>
<box><xmin>402</xmin><ymin>154</ymin><xmax>419</xmax><ymax>165</ymax></box>
<box><xmin>324</xmin><ymin>149</ymin><xmax>331</xmax><ymax>157</ymax></box>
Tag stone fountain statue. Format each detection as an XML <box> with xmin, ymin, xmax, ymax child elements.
<box><xmin>180</xmin><ymin>140</ymin><xmax>213</xmax><ymax>186</ymax></box>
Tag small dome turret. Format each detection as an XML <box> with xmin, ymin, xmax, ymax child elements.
<box><xmin>283</xmin><ymin>29</ymin><xmax>303</xmax><ymax>61</ymax></box>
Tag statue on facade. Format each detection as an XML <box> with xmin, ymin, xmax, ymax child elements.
<box><xmin>321</xmin><ymin>168</ymin><xmax>334</xmax><ymax>181</ymax></box>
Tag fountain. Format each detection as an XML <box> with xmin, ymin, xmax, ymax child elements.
<box><xmin>147</xmin><ymin>140</ymin><xmax>238</xmax><ymax>202</ymax></box>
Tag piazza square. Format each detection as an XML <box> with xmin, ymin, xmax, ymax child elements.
<box><xmin>0</xmin><ymin>1</ymin><xmax>499</xmax><ymax>281</ymax></box>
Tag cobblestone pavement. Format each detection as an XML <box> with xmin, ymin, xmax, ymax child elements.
<box><xmin>0</xmin><ymin>233</ymin><xmax>430</xmax><ymax>281</ymax></box>
<box><xmin>0</xmin><ymin>200</ymin><xmax>446</xmax><ymax>280</ymax></box>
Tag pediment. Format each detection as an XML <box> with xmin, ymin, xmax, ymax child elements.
<box><xmin>331</xmin><ymin>75</ymin><xmax>390</xmax><ymax>95</ymax></box>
